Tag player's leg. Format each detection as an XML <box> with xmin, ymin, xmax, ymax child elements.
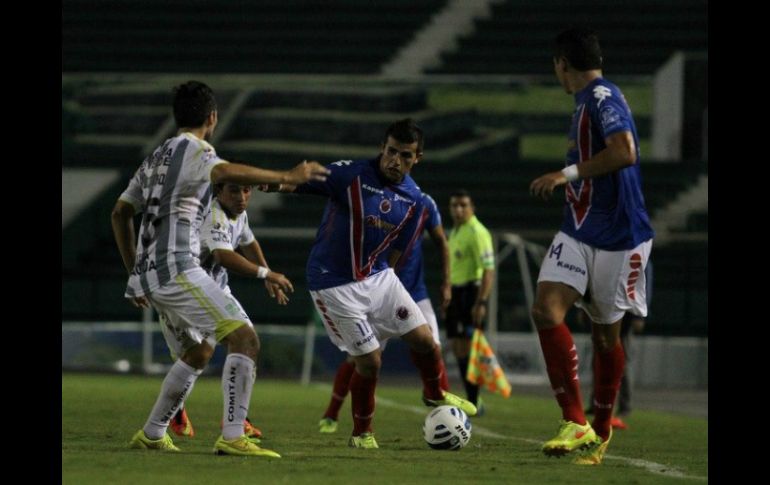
<box><xmin>319</xmin><ymin>355</ymin><xmax>356</xmax><ymax>433</ymax></box>
<box><xmin>575</xmin><ymin>240</ymin><xmax>651</xmax><ymax>465</ymax></box>
<box><xmin>533</xmin><ymin>232</ymin><xmax>597</xmax><ymax>456</ymax></box>
<box><xmin>417</xmin><ymin>299</ymin><xmax>450</xmax><ymax>391</ymax></box>
<box><xmin>310</xmin><ymin>281</ymin><xmax>382</xmax><ymax>448</ymax></box>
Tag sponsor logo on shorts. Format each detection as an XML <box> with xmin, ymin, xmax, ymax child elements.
<box><xmin>556</xmin><ymin>260</ymin><xmax>586</xmax><ymax>275</ymax></box>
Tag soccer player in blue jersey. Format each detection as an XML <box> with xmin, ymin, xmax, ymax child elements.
<box><xmin>267</xmin><ymin>119</ymin><xmax>475</xmax><ymax>448</ymax></box>
<box><xmin>528</xmin><ymin>28</ymin><xmax>654</xmax><ymax>465</ymax></box>
<box><xmin>317</xmin><ymin>191</ymin><xmax>452</xmax><ymax>434</ymax></box>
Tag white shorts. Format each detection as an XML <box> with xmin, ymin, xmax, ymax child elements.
<box><xmin>310</xmin><ymin>269</ymin><xmax>426</xmax><ymax>356</ymax></box>
<box><xmin>417</xmin><ymin>298</ymin><xmax>442</xmax><ymax>347</ymax></box>
<box><xmin>147</xmin><ymin>267</ymin><xmax>253</xmax><ymax>359</ymax></box>
<box><xmin>537</xmin><ymin>231</ymin><xmax>652</xmax><ymax>324</ymax></box>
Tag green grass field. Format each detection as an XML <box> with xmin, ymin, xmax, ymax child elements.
<box><xmin>62</xmin><ymin>374</ymin><xmax>707</xmax><ymax>484</ymax></box>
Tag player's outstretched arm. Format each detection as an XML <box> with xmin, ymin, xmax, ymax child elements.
<box><xmin>212</xmin><ymin>160</ymin><xmax>328</xmax><ymax>187</ymax></box>
<box><xmin>214</xmin><ymin>248</ymin><xmax>294</xmax><ymax>294</ymax></box>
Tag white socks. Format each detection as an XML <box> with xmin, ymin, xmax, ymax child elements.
<box><xmin>221</xmin><ymin>353</ymin><xmax>256</xmax><ymax>440</ymax></box>
<box><xmin>143</xmin><ymin>360</ymin><xmax>202</xmax><ymax>440</ymax></box>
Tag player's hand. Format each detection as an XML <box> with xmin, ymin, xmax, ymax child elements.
<box><xmin>130</xmin><ymin>296</ymin><xmax>150</xmax><ymax>309</ymax></box>
<box><xmin>471</xmin><ymin>302</ymin><xmax>487</xmax><ymax>328</ymax></box>
<box><xmin>267</xmin><ymin>271</ymin><xmax>294</xmax><ymax>294</ymax></box>
<box><xmin>439</xmin><ymin>282</ymin><xmax>451</xmax><ymax>317</ymax></box>
<box><xmin>529</xmin><ymin>171</ymin><xmax>568</xmax><ymax>200</ymax></box>
<box><xmin>286</xmin><ymin>160</ymin><xmax>329</xmax><ymax>185</ymax></box>
<box><xmin>264</xmin><ymin>280</ymin><xmax>290</xmax><ymax>305</ymax></box>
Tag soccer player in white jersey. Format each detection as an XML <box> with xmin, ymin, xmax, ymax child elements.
<box><xmin>168</xmin><ymin>182</ymin><xmax>292</xmax><ymax>440</ymax></box>
<box><xmin>111</xmin><ymin>80</ymin><xmax>329</xmax><ymax>457</ymax></box>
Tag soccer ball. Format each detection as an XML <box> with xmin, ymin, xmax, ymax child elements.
<box><xmin>423</xmin><ymin>405</ymin><xmax>472</xmax><ymax>450</ymax></box>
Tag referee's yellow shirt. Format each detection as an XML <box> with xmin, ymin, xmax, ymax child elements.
<box><xmin>448</xmin><ymin>215</ymin><xmax>494</xmax><ymax>286</ymax></box>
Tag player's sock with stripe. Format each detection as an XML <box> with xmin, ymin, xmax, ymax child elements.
<box><xmin>143</xmin><ymin>359</ymin><xmax>202</xmax><ymax>439</ymax></box>
<box><xmin>221</xmin><ymin>353</ymin><xmax>256</xmax><ymax>440</ymax></box>
<box><xmin>538</xmin><ymin>324</ymin><xmax>586</xmax><ymax>425</ymax></box>
<box><xmin>324</xmin><ymin>360</ymin><xmax>355</xmax><ymax>420</ymax></box>
<box><xmin>349</xmin><ymin>370</ymin><xmax>377</xmax><ymax>435</ymax></box>
<box><xmin>592</xmin><ymin>342</ymin><xmax>625</xmax><ymax>440</ymax></box>
<box><xmin>410</xmin><ymin>346</ymin><xmax>444</xmax><ymax>400</ymax></box>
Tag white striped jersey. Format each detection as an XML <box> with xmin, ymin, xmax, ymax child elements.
<box><xmin>199</xmin><ymin>199</ymin><xmax>256</xmax><ymax>290</ymax></box>
<box><xmin>119</xmin><ymin>132</ymin><xmax>226</xmax><ymax>297</ymax></box>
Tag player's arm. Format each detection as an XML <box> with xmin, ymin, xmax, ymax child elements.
<box><xmin>212</xmin><ymin>159</ymin><xmax>329</xmax><ymax>187</ymax></box>
<box><xmin>111</xmin><ymin>200</ymin><xmax>137</xmax><ymax>275</ymax></box>
<box><xmin>240</xmin><ymin>240</ymin><xmax>290</xmax><ymax>305</ymax></box>
<box><xmin>471</xmin><ymin>229</ymin><xmax>496</xmax><ymax>328</ymax></box>
<box><xmin>428</xmin><ymin>224</ymin><xmax>452</xmax><ymax>314</ymax></box>
<box><xmin>213</xmin><ymin>248</ymin><xmax>294</xmax><ymax>294</ymax></box>
<box><xmin>110</xmin><ymin>199</ymin><xmax>149</xmax><ymax>309</ymax></box>
<box><xmin>529</xmin><ymin>131</ymin><xmax>636</xmax><ymax>200</ymax></box>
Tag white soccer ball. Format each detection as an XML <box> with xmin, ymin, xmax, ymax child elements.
<box><xmin>423</xmin><ymin>405</ymin><xmax>472</xmax><ymax>450</ymax></box>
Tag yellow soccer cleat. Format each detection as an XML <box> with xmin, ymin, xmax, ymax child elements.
<box><xmin>348</xmin><ymin>432</ymin><xmax>379</xmax><ymax>449</ymax></box>
<box><xmin>318</xmin><ymin>417</ymin><xmax>338</xmax><ymax>434</ymax></box>
<box><xmin>573</xmin><ymin>429</ymin><xmax>612</xmax><ymax>465</ymax></box>
<box><xmin>213</xmin><ymin>435</ymin><xmax>281</xmax><ymax>457</ymax></box>
<box><xmin>542</xmin><ymin>420</ymin><xmax>600</xmax><ymax>457</ymax></box>
<box><xmin>423</xmin><ymin>391</ymin><xmax>478</xmax><ymax>417</ymax></box>
<box><xmin>129</xmin><ymin>430</ymin><xmax>180</xmax><ymax>452</ymax></box>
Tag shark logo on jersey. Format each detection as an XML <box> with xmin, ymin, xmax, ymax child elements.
<box><xmin>593</xmin><ymin>85</ymin><xmax>612</xmax><ymax>107</ymax></box>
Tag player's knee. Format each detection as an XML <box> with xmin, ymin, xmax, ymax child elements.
<box><xmin>226</xmin><ymin>324</ymin><xmax>260</xmax><ymax>360</ymax></box>
<box><xmin>592</xmin><ymin>333</ymin><xmax>618</xmax><ymax>353</ymax></box>
<box><xmin>182</xmin><ymin>342</ymin><xmax>215</xmax><ymax>369</ymax></box>
<box><xmin>355</xmin><ymin>353</ymin><xmax>381</xmax><ymax>377</ymax></box>
<box><xmin>531</xmin><ymin>304</ymin><xmax>560</xmax><ymax>329</ymax></box>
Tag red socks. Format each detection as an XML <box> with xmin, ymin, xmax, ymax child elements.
<box><xmin>349</xmin><ymin>370</ymin><xmax>377</xmax><ymax>435</ymax></box>
<box><xmin>592</xmin><ymin>343</ymin><xmax>625</xmax><ymax>440</ymax></box>
<box><xmin>538</xmin><ymin>324</ymin><xmax>586</xmax><ymax>424</ymax></box>
<box><xmin>410</xmin><ymin>346</ymin><xmax>444</xmax><ymax>400</ymax></box>
<box><xmin>323</xmin><ymin>360</ymin><xmax>356</xmax><ymax>420</ymax></box>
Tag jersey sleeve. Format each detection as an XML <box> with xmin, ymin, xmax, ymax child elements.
<box><xmin>118</xmin><ymin>165</ymin><xmax>145</xmax><ymax>213</ymax></box>
<box><xmin>294</xmin><ymin>160</ymin><xmax>354</xmax><ymax>198</ymax></box>
<box><xmin>423</xmin><ymin>193</ymin><xmax>442</xmax><ymax>230</ymax></box>
<box><xmin>201</xmin><ymin>206</ymin><xmax>235</xmax><ymax>253</ymax></box>
<box><xmin>237</xmin><ymin>213</ymin><xmax>256</xmax><ymax>247</ymax></box>
<box><xmin>189</xmin><ymin>139</ymin><xmax>227</xmax><ymax>184</ymax></box>
<box><xmin>474</xmin><ymin>226</ymin><xmax>495</xmax><ymax>269</ymax></box>
<box><xmin>591</xmin><ymin>87</ymin><xmax>634</xmax><ymax>139</ymax></box>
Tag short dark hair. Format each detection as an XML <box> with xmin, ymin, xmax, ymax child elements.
<box><xmin>384</xmin><ymin>118</ymin><xmax>424</xmax><ymax>153</ymax></box>
<box><xmin>555</xmin><ymin>27</ymin><xmax>603</xmax><ymax>71</ymax></box>
<box><xmin>450</xmin><ymin>189</ymin><xmax>472</xmax><ymax>200</ymax></box>
<box><xmin>172</xmin><ymin>81</ymin><xmax>217</xmax><ymax>128</ymax></box>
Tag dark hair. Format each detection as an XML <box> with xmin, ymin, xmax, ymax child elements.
<box><xmin>450</xmin><ymin>189</ymin><xmax>472</xmax><ymax>200</ymax></box>
<box><xmin>383</xmin><ymin>118</ymin><xmax>424</xmax><ymax>153</ymax></box>
<box><xmin>172</xmin><ymin>80</ymin><xmax>217</xmax><ymax>128</ymax></box>
<box><xmin>555</xmin><ymin>27</ymin><xmax>603</xmax><ymax>71</ymax></box>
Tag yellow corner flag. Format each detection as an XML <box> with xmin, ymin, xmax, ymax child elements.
<box><xmin>466</xmin><ymin>328</ymin><xmax>512</xmax><ymax>398</ymax></box>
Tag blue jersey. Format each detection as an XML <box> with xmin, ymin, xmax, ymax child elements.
<box><xmin>394</xmin><ymin>193</ymin><xmax>442</xmax><ymax>302</ymax></box>
<box><xmin>560</xmin><ymin>78</ymin><xmax>654</xmax><ymax>250</ymax></box>
<box><xmin>297</xmin><ymin>158</ymin><xmax>423</xmax><ymax>291</ymax></box>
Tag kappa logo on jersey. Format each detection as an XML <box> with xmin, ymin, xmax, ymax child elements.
<box><xmin>396</xmin><ymin>306</ymin><xmax>410</xmax><ymax>320</ymax></box>
<box><xmin>379</xmin><ymin>199</ymin><xmax>392</xmax><ymax>214</ymax></box>
<box><xmin>593</xmin><ymin>85</ymin><xmax>612</xmax><ymax>107</ymax></box>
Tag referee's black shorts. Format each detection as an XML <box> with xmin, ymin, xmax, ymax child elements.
<box><xmin>444</xmin><ymin>282</ymin><xmax>480</xmax><ymax>339</ymax></box>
